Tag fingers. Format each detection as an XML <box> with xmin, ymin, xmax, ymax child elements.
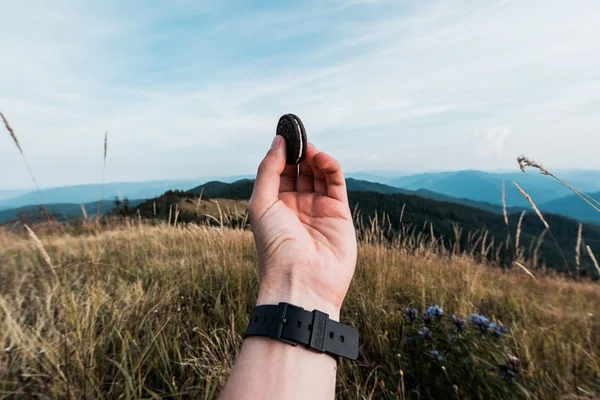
<box><xmin>280</xmin><ymin>164</ymin><xmax>298</xmax><ymax>193</ymax></box>
<box><xmin>249</xmin><ymin>136</ymin><xmax>286</xmax><ymax>219</ymax></box>
<box><xmin>305</xmin><ymin>143</ymin><xmax>348</xmax><ymax>203</ymax></box>
<box><xmin>312</xmin><ymin>165</ymin><xmax>328</xmax><ymax>196</ymax></box>
<box><xmin>297</xmin><ymin>162</ymin><xmax>314</xmax><ymax>193</ymax></box>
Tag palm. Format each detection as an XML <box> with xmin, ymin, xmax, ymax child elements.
<box><xmin>248</xmin><ymin>141</ymin><xmax>357</xmax><ymax>313</ymax></box>
<box><xmin>279</xmin><ymin>191</ymin><xmax>354</xmax><ymax>260</ymax></box>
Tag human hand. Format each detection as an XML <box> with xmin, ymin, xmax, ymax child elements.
<box><xmin>247</xmin><ymin>136</ymin><xmax>357</xmax><ymax>321</ymax></box>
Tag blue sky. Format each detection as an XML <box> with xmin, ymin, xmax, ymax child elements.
<box><xmin>2</xmin><ymin>0</ymin><xmax>600</xmax><ymax>189</ymax></box>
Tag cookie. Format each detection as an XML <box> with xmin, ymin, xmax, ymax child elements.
<box><xmin>276</xmin><ymin>114</ymin><xmax>307</xmax><ymax>165</ymax></box>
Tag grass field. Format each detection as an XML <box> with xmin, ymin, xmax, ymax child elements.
<box><xmin>0</xmin><ymin>219</ymin><xmax>598</xmax><ymax>399</ymax></box>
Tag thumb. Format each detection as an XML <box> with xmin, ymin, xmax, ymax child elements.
<box><xmin>248</xmin><ymin>136</ymin><xmax>286</xmax><ymax>221</ymax></box>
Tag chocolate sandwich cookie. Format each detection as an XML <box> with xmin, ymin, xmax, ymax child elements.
<box><xmin>276</xmin><ymin>114</ymin><xmax>307</xmax><ymax>165</ymax></box>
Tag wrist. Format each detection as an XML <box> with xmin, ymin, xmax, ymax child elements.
<box><xmin>257</xmin><ymin>279</ymin><xmax>341</xmax><ymax>321</ymax></box>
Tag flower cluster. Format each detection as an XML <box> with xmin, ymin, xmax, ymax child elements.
<box><xmin>469</xmin><ymin>314</ymin><xmax>510</xmax><ymax>336</ymax></box>
<box><xmin>489</xmin><ymin>323</ymin><xmax>510</xmax><ymax>337</ymax></box>
<box><xmin>427</xmin><ymin>305</ymin><xmax>444</xmax><ymax>318</ymax></box>
<box><xmin>418</xmin><ymin>327</ymin><xmax>432</xmax><ymax>340</ymax></box>
<box><xmin>469</xmin><ymin>314</ymin><xmax>491</xmax><ymax>332</ymax></box>
<box><xmin>404</xmin><ymin>307</ymin><xmax>419</xmax><ymax>323</ymax></box>
<box><xmin>452</xmin><ymin>315</ymin><xmax>466</xmax><ymax>331</ymax></box>
<box><xmin>429</xmin><ymin>349</ymin><xmax>444</xmax><ymax>361</ymax></box>
<box><xmin>422</xmin><ymin>305</ymin><xmax>444</xmax><ymax>325</ymax></box>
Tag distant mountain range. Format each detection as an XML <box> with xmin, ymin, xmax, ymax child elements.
<box><xmin>0</xmin><ymin>176</ymin><xmax>253</xmax><ymax>212</ymax></box>
<box><xmin>0</xmin><ymin>200</ymin><xmax>145</xmax><ymax>224</ymax></box>
<box><xmin>1</xmin><ymin>170</ymin><xmax>599</xmax><ymax>224</ymax></box>
<box><xmin>541</xmin><ymin>192</ymin><xmax>600</xmax><ymax>224</ymax></box>
<box><xmin>388</xmin><ymin>170</ymin><xmax>598</xmax><ymax>207</ymax></box>
<box><xmin>386</xmin><ymin>170</ymin><xmax>600</xmax><ymax>223</ymax></box>
<box><xmin>0</xmin><ymin>189</ymin><xmax>29</xmax><ymax>201</ymax></box>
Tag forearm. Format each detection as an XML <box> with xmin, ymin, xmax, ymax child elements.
<box><xmin>221</xmin><ymin>287</ymin><xmax>341</xmax><ymax>400</ymax></box>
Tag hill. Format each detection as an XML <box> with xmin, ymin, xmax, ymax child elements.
<box><xmin>188</xmin><ymin>178</ymin><xmax>525</xmax><ymax>216</ymax></box>
<box><xmin>189</xmin><ymin>179</ymin><xmax>254</xmax><ymax>199</ymax></box>
<box><xmin>388</xmin><ymin>170</ymin><xmax>600</xmax><ymax>208</ymax></box>
<box><xmin>347</xmin><ymin>190</ymin><xmax>600</xmax><ymax>275</ymax></box>
<box><xmin>0</xmin><ymin>189</ymin><xmax>29</xmax><ymax>201</ymax></box>
<box><xmin>0</xmin><ymin>180</ymin><xmax>204</xmax><ymax>211</ymax></box>
<box><xmin>134</xmin><ymin>180</ymin><xmax>600</xmax><ymax>276</ymax></box>
<box><xmin>0</xmin><ymin>200</ymin><xmax>145</xmax><ymax>224</ymax></box>
<box><xmin>540</xmin><ymin>191</ymin><xmax>600</xmax><ymax>224</ymax></box>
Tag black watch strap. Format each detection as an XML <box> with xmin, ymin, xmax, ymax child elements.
<box><xmin>244</xmin><ymin>302</ymin><xmax>359</xmax><ymax>361</ymax></box>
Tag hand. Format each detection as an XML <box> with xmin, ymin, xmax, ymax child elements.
<box><xmin>248</xmin><ymin>136</ymin><xmax>357</xmax><ymax>320</ymax></box>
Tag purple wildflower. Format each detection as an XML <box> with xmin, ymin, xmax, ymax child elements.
<box><xmin>490</xmin><ymin>323</ymin><xmax>510</xmax><ymax>337</ymax></box>
<box><xmin>405</xmin><ymin>308</ymin><xmax>419</xmax><ymax>323</ymax></box>
<box><xmin>429</xmin><ymin>350</ymin><xmax>444</xmax><ymax>361</ymax></box>
<box><xmin>427</xmin><ymin>305</ymin><xmax>444</xmax><ymax>318</ymax></box>
<box><xmin>469</xmin><ymin>314</ymin><xmax>490</xmax><ymax>331</ymax></box>
<box><xmin>452</xmin><ymin>315</ymin><xmax>466</xmax><ymax>331</ymax></box>
<box><xmin>418</xmin><ymin>327</ymin><xmax>432</xmax><ymax>340</ymax></box>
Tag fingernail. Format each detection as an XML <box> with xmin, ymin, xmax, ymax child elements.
<box><xmin>271</xmin><ymin>135</ymin><xmax>282</xmax><ymax>149</ymax></box>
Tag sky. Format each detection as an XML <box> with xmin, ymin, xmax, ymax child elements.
<box><xmin>1</xmin><ymin>0</ymin><xmax>600</xmax><ymax>189</ymax></box>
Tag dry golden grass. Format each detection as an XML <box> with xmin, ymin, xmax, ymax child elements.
<box><xmin>0</xmin><ymin>221</ymin><xmax>598</xmax><ymax>399</ymax></box>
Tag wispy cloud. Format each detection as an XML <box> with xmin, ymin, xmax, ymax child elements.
<box><xmin>2</xmin><ymin>0</ymin><xmax>600</xmax><ymax>188</ymax></box>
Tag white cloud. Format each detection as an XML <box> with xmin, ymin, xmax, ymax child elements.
<box><xmin>1</xmin><ymin>0</ymin><xmax>600</xmax><ymax>188</ymax></box>
<box><xmin>475</xmin><ymin>127</ymin><xmax>510</xmax><ymax>158</ymax></box>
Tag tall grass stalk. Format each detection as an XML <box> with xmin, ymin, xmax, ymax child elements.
<box><xmin>1</xmin><ymin>111</ymin><xmax>51</xmax><ymax>222</ymax></box>
<box><xmin>514</xmin><ymin>261</ymin><xmax>536</xmax><ymax>280</ymax></box>
<box><xmin>518</xmin><ymin>156</ymin><xmax>600</xmax><ymax>213</ymax></box>
<box><xmin>515</xmin><ymin>211</ymin><xmax>525</xmax><ymax>255</ymax></box>
<box><xmin>586</xmin><ymin>246</ymin><xmax>600</xmax><ymax>277</ymax></box>
<box><xmin>576</xmin><ymin>224</ymin><xmax>583</xmax><ymax>277</ymax></box>
<box><xmin>513</xmin><ymin>182</ymin><xmax>571</xmax><ymax>274</ymax></box>
<box><xmin>97</xmin><ymin>131</ymin><xmax>108</xmax><ymax>219</ymax></box>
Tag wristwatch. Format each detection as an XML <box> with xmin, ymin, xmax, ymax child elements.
<box><xmin>244</xmin><ymin>302</ymin><xmax>359</xmax><ymax>361</ymax></box>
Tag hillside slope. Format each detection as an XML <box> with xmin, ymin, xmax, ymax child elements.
<box><xmin>1</xmin><ymin>223</ymin><xmax>597</xmax><ymax>398</ymax></box>
<box><xmin>0</xmin><ymin>180</ymin><xmax>201</xmax><ymax>211</ymax></box>
<box><xmin>188</xmin><ymin>178</ymin><xmax>524</xmax><ymax>216</ymax></box>
<box><xmin>134</xmin><ymin>180</ymin><xmax>600</xmax><ymax>276</ymax></box>
<box><xmin>540</xmin><ymin>191</ymin><xmax>600</xmax><ymax>224</ymax></box>
<box><xmin>0</xmin><ymin>200</ymin><xmax>145</xmax><ymax>224</ymax></box>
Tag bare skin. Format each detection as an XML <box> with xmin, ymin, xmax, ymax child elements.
<box><xmin>221</xmin><ymin>135</ymin><xmax>357</xmax><ymax>400</ymax></box>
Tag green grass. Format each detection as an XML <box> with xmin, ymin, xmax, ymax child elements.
<box><xmin>0</xmin><ymin>221</ymin><xmax>598</xmax><ymax>399</ymax></box>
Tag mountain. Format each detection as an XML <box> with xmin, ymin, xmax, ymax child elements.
<box><xmin>0</xmin><ymin>200</ymin><xmax>144</xmax><ymax>224</ymax></box>
<box><xmin>345</xmin><ymin>178</ymin><xmax>411</xmax><ymax>194</ymax></box>
<box><xmin>188</xmin><ymin>178</ymin><xmax>409</xmax><ymax>198</ymax></box>
<box><xmin>347</xmin><ymin>179</ymin><xmax>526</xmax><ymax>215</ymax></box>
<box><xmin>558</xmin><ymin>170</ymin><xmax>600</xmax><ymax>188</ymax></box>
<box><xmin>346</xmin><ymin>172</ymin><xmax>406</xmax><ymax>184</ymax></box>
<box><xmin>346</xmin><ymin>191</ymin><xmax>600</xmax><ymax>275</ymax></box>
<box><xmin>0</xmin><ymin>189</ymin><xmax>29</xmax><ymax>201</ymax></box>
<box><xmin>540</xmin><ymin>192</ymin><xmax>600</xmax><ymax>224</ymax></box>
<box><xmin>388</xmin><ymin>170</ymin><xmax>600</xmax><ymax>208</ymax></box>
<box><xmin>188</xmin><ymin>178</ymin><xmax>522</xmax><ymax>215</ymax></box>
<box><xmin>413</xmin><ymin>189</ymin><xmax>524</xmax><ymax>215</ymax></box>
<box><xmin>189</xmin><ymin>180</ymin><xmax>255</xmax><ymax>199</ymax></box>
<box><xmin>130</xmin><ymin>179</ymin><xmax>600</xmax><ymax>276</ymax></box>
<box><xmin>0</xmin><ymin>180</ymin><xmax>203</xmax><ymax>211</ymax></box>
